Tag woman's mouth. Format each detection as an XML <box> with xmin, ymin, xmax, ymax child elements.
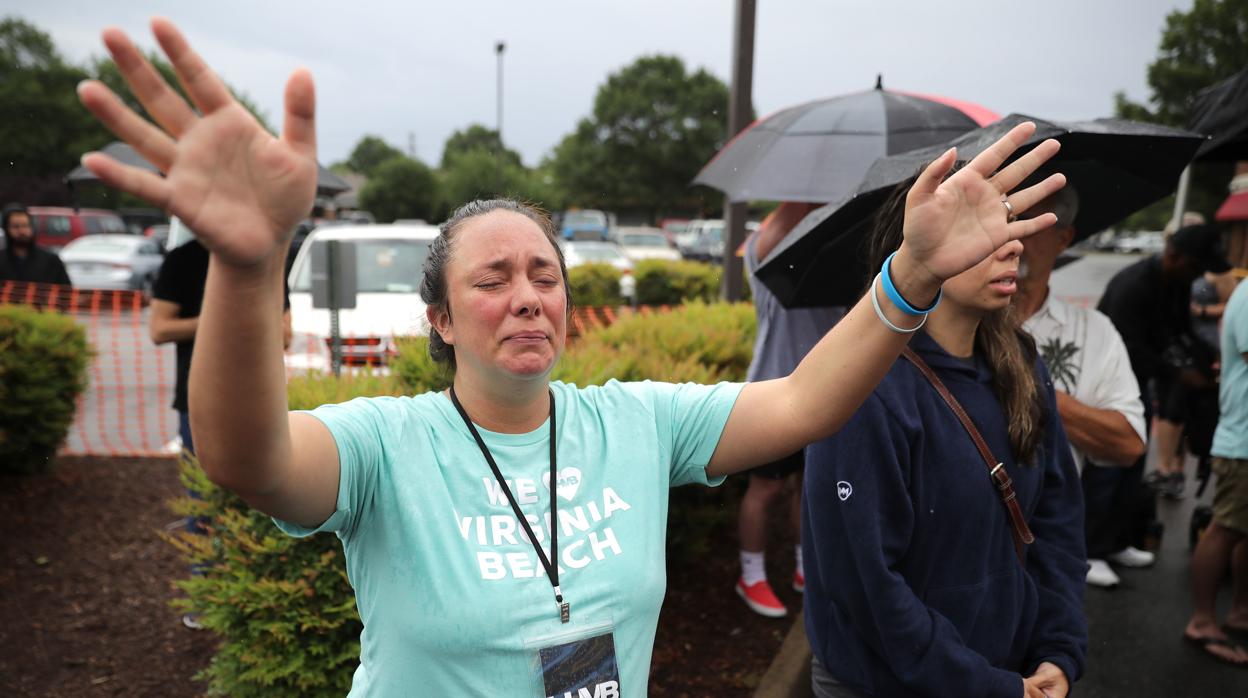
<box><xmin>506</xmin><ymin>331</ymin><xmax>548</xmax><ymax>343</ymax></box>
<box><xmin>989</xmin><ymin>272</ymin><xmax>1018</xmax><ymax>294</ymax></box>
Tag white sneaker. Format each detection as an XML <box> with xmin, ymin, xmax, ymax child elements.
<box><xmin>1086</xmin><ymin>559</ymin><xmax>1120</xmax><ymax>588</ymax></box>
<box><xmin>1108</xmin><ymin>546</ymin><xmax>1156</xmax><ymax>568</ymax></box>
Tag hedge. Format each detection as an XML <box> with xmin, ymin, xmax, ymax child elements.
<box><xmin>168</xmin><ymin>302</ymin><xmax>757</xmax><ymax>695</ymax></box>
<box><xmin>0</xmin><ymin>305</ymin><xmax>91</xmax><ymax>475</ymax></box>
<box><xmin>568</xmin><ymin>262</ymin><xmax>625</xmax><ymax>307</ymax></box>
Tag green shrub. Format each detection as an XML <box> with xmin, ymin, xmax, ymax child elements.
<box><xmin>556</xmin><ymin>302</ymin><xmax>755</xmax><ymax>384</ymax></box>
<box><xmin>634</xmin><ymin>259</ymin><xmax>721</xmax><ymax>305</ymax></box>
<box><xmin>389</xmin><ymin>336</ymin><xmax>452</xmax><ymax>394</ymax></box>
<box><xmin>0</xmin><ymin>305</ymin><xmax>91</xmax><ymax>475</ymax></box>
<box><xmin>171</xmin><ymin>303</ymin><xmax>757</xmax><ymax>694</ymax></box>
<box><xmin>169</xmin><ymin>370</ymin><xmax>403</xmax><ymax>697</ymax></box>
<box><xmin>568</xmin><ymin>262</ymin><xmax>625</xmax><ymax>307</ymax></box>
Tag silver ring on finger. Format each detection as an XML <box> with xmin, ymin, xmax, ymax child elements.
<box><xmin>1002</xmin><ymin>199</ymin><xmax>1017</xmax><ymax>223</ymax></box>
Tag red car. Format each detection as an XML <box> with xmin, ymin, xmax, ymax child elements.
<box><xmin>26</xmin><ymin>206</ymin><xmax>129</xmax><ymax>250</ymax></box>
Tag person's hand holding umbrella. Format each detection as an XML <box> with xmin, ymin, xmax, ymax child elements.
<box><xmin>892</xmin><ymin>121</ymin><xmax>1064</xmax><ymax>297</ymax></box>
<box><xmin>75</xmin><ymin>18</ymin><xmax>318</xmax><ymax>268</ymax></box>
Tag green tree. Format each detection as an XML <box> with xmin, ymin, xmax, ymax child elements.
<box><xmin>440</xmin><ymin>124</ymin><xmax>522</xmax><ymax>169</ymax></box>
<box><xmin>345</xmin><ymin>135</ymin><xmax>405</xmax><ymax>177</ymax></box>
<box><xmin>1114</xmin><ymin>0</ymin><xmax>1248</xmax><ymax>229</ymax></box>
<box><xmin>439</xmin><ymin>148</ymin><xmax>529</xmax><ymax>211</ymax></box>
<box><xmin>0</xmin><ymin>17</ymin><xmax>109</xmax><ymax>179</ymax></box>
<box><xmin>358</xmin><ymin>156</ymin><xmax>440</xmax><ymax>222</ymax></box>
<box><xmin>548</xmin><ymin>55</ymin><xmax>732</xmax><ymax>221</ymax></box>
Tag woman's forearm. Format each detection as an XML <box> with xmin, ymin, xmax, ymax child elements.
<box><xmin>188</xmin><ymin>254</ymin><xmax>293</xmax><ymax>495</ymax></box>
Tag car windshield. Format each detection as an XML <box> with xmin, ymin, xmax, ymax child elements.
<box><xmin>619</xmin><ymin>233</ymin><xmax>667</xmax><ymax>247</ymax></box>
<box><xmin>62</xmin><ymin>238</ymin><xmax>140</xmax><ymax>257</ymax></box>
<box><xmin>293</xmin><ymin>238</ymin><xmax>432</xmax><ymax>293</ymax></box>
<box><xmin>567</xmin><ymin>244</ymin><xmax>623</xmax><ymax>262</ymax></box>
<box><xmin>563</xmin><ymin>211</ymin><xmax>606</xmax><ymax>227</ymax></box>
<box><xmin>701</xmin><ymin>224</ymin><xmax>724</xmax><ymax>243</ymax></box>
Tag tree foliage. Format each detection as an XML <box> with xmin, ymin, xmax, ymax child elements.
<box><xmin>1113</xmin><ymin>0</ymin><xmax>1248</xmax><ymax>229</ymax></box>
<box><xmin>358</xmin><ymin>156</ymin><xmax>440</xmax><ymax>222</ymax></box>
<box><xmin>344</xmin><ymin>135</ymin><xmax>405</xmax><ymax>177</ymax></box>
<box><xmin>0</xmin><ymin>17</ymin><xmax>109</xmax><ymax>178</ymax></box>
<box><xmin>440</xmin><ymin>124</ymin><xmax>522</xmax><ymax>169</ymax></box>
<box><xmin>548</xmin><ymin>55</ymin><xmax>731</xmax><ymax>220</ymax></box>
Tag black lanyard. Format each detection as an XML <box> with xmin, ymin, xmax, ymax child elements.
<box><xmin>449</xmin><ymin>386</ymin><xmax>569</xmax><ymax>623</ymax></box>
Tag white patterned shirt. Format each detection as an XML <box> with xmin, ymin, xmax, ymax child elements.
<box><xmin>1023</xmin><ymin>293</ymin><xmax>1147</xmax><ymax>473</ymax></box>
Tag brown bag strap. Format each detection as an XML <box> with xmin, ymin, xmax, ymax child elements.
<box><xmin>900</xmin><ymin>347</ymin><xmax>1035</xmax><ymax>564</ymax></box>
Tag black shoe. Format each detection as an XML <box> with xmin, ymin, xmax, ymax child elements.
<box><xmin>1161</xmin><ymin>472</ymin><xmax>1186</xmax><ymax>500</ymax></box>
<box><xmin>1144</xmin><ymin>471</ymin><xmax>1168</xmax><ymax>491</ymax></box>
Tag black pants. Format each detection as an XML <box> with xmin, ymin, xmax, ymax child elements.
<box><xmin>1083</xmin><ymin>456</ymin><xmax>1155</xmax><ymax>559</ymax></box>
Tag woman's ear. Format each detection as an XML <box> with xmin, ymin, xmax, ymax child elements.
<box><xmin>426</xmin><ymin>305</ymin><xmax>453</xmax><ymax>346</ymax></box>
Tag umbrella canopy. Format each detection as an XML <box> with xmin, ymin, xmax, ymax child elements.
<box><xmin>1188</xmin><ymin>64</ymin><xmax>1248</xmax><ymax>162</ymax></box>
<box><xmin>66</xmin><ymin>141</ymin><xmax>352</xmax><ymax>195</ymax></box>
<box><xmin>692</xmin><ymin>81</ymin><xmax>997</xmax><ymax>204</ymax></box>
<box><xmin>756</xmin><ymin>113</ymin><xmax>1205</xmax><ymax>308</ymax></box>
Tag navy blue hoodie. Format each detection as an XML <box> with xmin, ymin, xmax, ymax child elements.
<box><xmin>803</xmin><ymin>331</ymin><xmax>1086</xmax><ymax>698</ymax></box>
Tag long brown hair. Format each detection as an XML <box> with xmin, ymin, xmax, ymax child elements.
<box><xmin>866</xmin><ymin>180</ymin><xmax>1046</xmax><ymax>465</ymax></box>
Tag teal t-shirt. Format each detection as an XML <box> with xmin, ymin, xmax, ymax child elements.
<box><xmin>1213</xmin><ymin>281</ymin><xmax>1248</xmax><ymax>459</ymax></box>
<box><xmin>275</xmin><ymin>379</ymin><xmax>743</xmax><ymax>697</ymax></box>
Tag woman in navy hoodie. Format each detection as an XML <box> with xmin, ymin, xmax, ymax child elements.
<box><xmin>803</xmin><ymin>183</ymin><xmax>1087</xmax><ymax>698</ymax></box>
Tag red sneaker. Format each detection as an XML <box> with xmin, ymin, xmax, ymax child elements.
<box><xmin>793</xmin><ymin>569</ymin><xmax>805</xmax><ymax>593</ymax></box>
<box><xmin>736</xmin><ymin>577</ymin><xmax>787</xmax><ymax>617</ymax></box>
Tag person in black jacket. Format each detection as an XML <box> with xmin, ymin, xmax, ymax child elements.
<box><xmin>0</xmin><ymin>203</ymin><xmax>72</xmax><ymax>286</ymax></box>
<box><xmin>804</xmin><ymin>184</ymin><xmax>1087</xmax><ymax>698</ymax></box>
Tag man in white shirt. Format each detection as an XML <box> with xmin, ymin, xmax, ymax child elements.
<box><xmin>1015</xmin><ymin>187</ymin><xmax>1149</xmax><ymax>588</ymax></box>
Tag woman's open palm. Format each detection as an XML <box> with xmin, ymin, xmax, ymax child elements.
<box><xmin>78</xmin><ymin>18</ymin><xmax>318</xmax><ymax>268</ymax></box>
<box><xmin>902</xmin><ymin>122</ymin><xmax>1065</xmax><ymax>283</ymax></box>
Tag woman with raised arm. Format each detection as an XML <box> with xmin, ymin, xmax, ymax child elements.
<box><xmin>77</xmin><ymin>18</ymin><xmax>1064</xmax><ymax>698</ymax></box>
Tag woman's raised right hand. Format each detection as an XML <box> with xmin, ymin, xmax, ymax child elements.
<box><xmin>77</xmin><ymin>18</ymin><xmax>318</xmax><ymax>269</ymax></box>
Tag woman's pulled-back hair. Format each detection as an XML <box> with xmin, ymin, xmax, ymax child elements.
<box><xmin>419</xmin><ymin>198</ymin><xmax>571</xmax><ymax>369</ymax></box>
<box><xmin>866</xmin><ymin>178</ymin><xmax>1046</xmax><ymax>465</ymax></box>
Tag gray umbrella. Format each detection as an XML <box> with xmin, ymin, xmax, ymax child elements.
<box><xmin>692</xmin><ymin>81</ymin><xmax>996</xmax><ymax>204</ymax></box>
<box><xmin>66</xmin><ymin>141</ymin><xmax>351</xmax><ymax>195</ymax></box>
<box><xmin>755</xmin><ymin>114</ymin><xmax>1205</xmax><ymax>308</ymax></box>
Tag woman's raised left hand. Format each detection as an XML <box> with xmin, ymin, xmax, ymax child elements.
<box><xmin>898</xmin><ymin>121</ymin><xmax>1066</xmax><ymax>288</ymax></box>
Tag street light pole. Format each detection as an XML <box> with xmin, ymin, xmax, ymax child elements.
<box><xmin>496</xmin><ymin>40</ymin><xmax>506</xmax><ymax>193</ymax></box>
<box><xmin>721</xmin><ymin>0</ymin><xmax>756</xmax><ymax>301</ymax></box>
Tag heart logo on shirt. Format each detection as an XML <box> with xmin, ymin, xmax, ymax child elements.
<box><xmin>543</xmin><ymin>467</ymin><xmax>582</xmax><ymax>501</ymax></box>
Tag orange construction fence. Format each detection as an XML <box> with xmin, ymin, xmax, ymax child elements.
<box><xmin>2</xmin><ymin>280</ymin><xmax>658</xmax><ymax>458</ymax></box>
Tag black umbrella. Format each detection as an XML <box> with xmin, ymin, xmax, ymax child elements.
<box><xmin>1188</xmin><ymin>64</ymin><xmax>1248</xmax><ymax>162</ymax></box>
<box><xmin>66</xmin><ymin>141</ymin><xmax>352</xmax><ymax>196</ymax></box>
<box><xmin>756</xmin><ymin>114</ymin><xmax>1205</xmax><ymax>308</ymax></box>
<box><xmin>692</xmin><ymin>79</ymin><xmax>997</xmax><ymax>204</ymax></box>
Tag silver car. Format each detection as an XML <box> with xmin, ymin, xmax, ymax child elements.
<box><xmin>60</xmin><ymin>234</ymin><xmax>165</xmax><ymax>291</ymax></box>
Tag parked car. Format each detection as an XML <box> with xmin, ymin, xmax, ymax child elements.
<box><xmin>561</xmin><ymin>240</ymin><xmax>636</xmax><ymax>299</ymax></box>
<box><xmin>27</xmin><ymin>206</ymin><xmax>128</xmax><ymax>250</ymax></box>
<box><xmin>614</xmin><ymin>226</ymin><xmax>681</xmax><ymax>262</ymax></box>
<box><xmin>1114</xmin><ymin>231</ymin><xmax>1165</xmax><ymax>255</ymax></box>
<box><xmin>59</xmin><ymin>234</ymin><xmax>165</xmax><ymax>291</ymax></box>
<box><xmin>560</xmin><ymin>209</ymin><xmax>611</xmax><ymax>241</ymax></box>
<box><xmin>285</xmin><ymin>223</ymin><xmax>440</xmax><ymax>372</ymax></box>
<box><xmin>659</xmin><ymin>218</ymin><xmax>691</xmax><ymax>246</ymax></box>
<box><xmin>144</xmin><ymin>224</ymin><xmax>171</xmax><ymax>249</ymax></box>
<box><xmin>682</xmin><ymin>221</ymin><xmax>726</xmax><ymax>263</ymax></box>
<box><xmin>674</xmin><ymin>218</ymin><xmax>711</xmax><ymax>253</ymax></box>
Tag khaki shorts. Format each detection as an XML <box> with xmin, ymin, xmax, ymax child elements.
<box><xmin>1212</xmin><ymin>457</ymin><xmax>1248</xmax><ymax>535</ymax></box>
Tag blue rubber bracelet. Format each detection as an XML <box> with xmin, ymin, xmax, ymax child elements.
<box><xmin>881</xmin><ymin>251</ymin><xmax>941</xmax><ymax>316</ymax></box>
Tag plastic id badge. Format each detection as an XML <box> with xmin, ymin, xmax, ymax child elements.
<box><xmin>526</xmin><ymin>620</ymin><xmax>620</xmax><ymax>698</ymax></box>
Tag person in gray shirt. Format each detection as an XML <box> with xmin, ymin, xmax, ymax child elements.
<box><xmin>735</xmin><ymin>201</ymin><xmax>844</xmax><ymax>617</ymax></box>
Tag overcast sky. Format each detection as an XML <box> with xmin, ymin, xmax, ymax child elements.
<box><xmin>6</xmin><ymin>0</ymin><xmax>1192</xmax><ymax>168</ymax></box>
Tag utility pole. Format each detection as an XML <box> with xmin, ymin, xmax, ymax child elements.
<box><xmin>496</xmin><ymin>40</ymin><xmax>506</xmax><ymax>193</ymax></box>
<box><xmin>721</xmin><ymin>0</ymin><xmax>755</xmax><ymax>301</ymax></box>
